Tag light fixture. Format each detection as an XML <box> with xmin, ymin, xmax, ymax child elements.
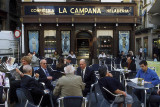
<box><xmin>39</xmin><ymin>23</ymin><xmax>41</xmax><ymax>26</ymax></box>
<box><xmin>94</xmin><ymin>23</ymin><xmax>96</xmax><ymax>27</ymax></box>
<box><xmin>56</xmin><ymin>23</ymin><xmax>59</xmax><ymax>26</ymax></box>
<box><xmin>134</xmin><ymin>23</ymin><xmax>136</xmax><ymax>27</ymax></box>
<box><xmin>72</xmin><ymin>23</ymin><xmax>74</xmax><ymax>26</ymax></box>
<box><xmin>116</xmin><ymin>23</ymin><xmax>118</xmax><ymax>26</ymax></box>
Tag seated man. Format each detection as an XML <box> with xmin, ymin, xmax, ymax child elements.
<box><xmin>134</xmin><ymin>60</ymin><xmax>160</xmax><ymax>103</ymax></box>
<box><xmin>98</xmin><ymin>52</ymin><xmax>106</xmax><ymax>65</ymax></box>
<box><xmin>122</xmin><ymin>56</ymin><xmax>136</xmax><ymax>72</ymax></box>
<box><xmin>65</xmin><ymin>56</ymin><xmax>72</xmax><ymax>66</ymax></box>
<box><xmin>35</xmin><ymin>59</ymin><xmax>54</xmax><ymax>90</ymax></box>
<box><xmin>21</xmin><ymin>65</ymin><xmax>51</xmax><ymax>106</ymax></box>
<box><xmin>98</xmin><ymin>66</ymin><xmax>133</xmax><ymax>107</ymax></box>
<box><xmin>53</xmin><ymin>65</ymin><xmax>85</xmax><ymax>97</ymax></box>
<box><xmin>76</xmin><ymin>59</ymin><xmax>96</xmax><ymax>96</ymax></box>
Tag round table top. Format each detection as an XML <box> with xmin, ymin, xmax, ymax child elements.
<box><xmin>127</xmin><ymin>81</ymin><xmax>154</xmax><ymax>90</ymax></box>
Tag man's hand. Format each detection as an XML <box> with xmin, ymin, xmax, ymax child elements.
<box><xmin>108</xmin><ymin>73</ymin><xmax>113</xmax><ymax>77</ymax></box>
<box><xmin>122</xmin><ymin>91</ymin><xmax>127</xmax><ymax>97</ymax></box>
<box><xmin>47</xmin><ymin>76</ymin><xmax>53</xmax><ymax>80</ymax></box>
<box><xmin>35</xmin><ymin>73</ymin><xmax>39</xmax><ymax>78</ymax></box>
<box><xmin>16</xmin><ymin>68</ymin><xmax>22</xmax><ymax>75</ymax></box>
<box><xmin>157</xmin><ymin>89</ymin><xmax>160</xmax><ymax>95</ymax></box>
<box><xmin>144</xmin><ymin>81</ymin><xmax>152</xmax><ymax>84</ymax></box>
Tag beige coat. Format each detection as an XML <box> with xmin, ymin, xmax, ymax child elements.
<box><xmin>53</xmin><ymin>74</ymin><xmax>85</xmax><ymax>97</ymax></box>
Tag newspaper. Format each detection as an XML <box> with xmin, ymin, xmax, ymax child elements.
<box><xmin>5</xmin><ymin>64</ymin><xmax>21</xmax><ymax>80</ymax></box>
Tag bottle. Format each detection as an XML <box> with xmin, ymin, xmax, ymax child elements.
<box><xmin>5</xmin><ymin>77</ymin><xmax>9</xmax><ymax>87</ymax></box>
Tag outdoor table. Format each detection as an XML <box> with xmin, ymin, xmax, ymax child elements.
<box><xmin>127</xmin><ymin>81</ymin><xmax>154</xmax><ymax>107</ymax></box>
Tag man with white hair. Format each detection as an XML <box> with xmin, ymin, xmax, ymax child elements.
<box><xmin>76</xmin><ymin>59</ymin><xmax>96</xmax><ymax>96</ymax></box>
<box><xmin>35</xmin><ymin>59</ymin><xmax>54</xmax><ymax>90</ymax></box>
<box><xmin>53</xmin><ymin>65</ymin><xmax>85</xmax><ymax>97</ymax></box>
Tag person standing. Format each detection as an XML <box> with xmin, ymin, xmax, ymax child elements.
<box><xmin>139</xmin><ymin>46</ymin><xmax>143</xmax><ymax>60</ymax></box>
<box><xmin>143</xmin><ymin>47</ymin><xmax>147</xmax><ymax>60</ymax></box>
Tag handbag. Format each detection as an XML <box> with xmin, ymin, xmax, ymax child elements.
<box><xmin>0</xmin><ymin>86</ymin><xmax>6</xmax><ymax>103</ymax></box>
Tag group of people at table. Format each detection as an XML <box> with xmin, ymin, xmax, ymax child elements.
<box><xmin>2</xmin><ymin>50</ymin><xmax>160</xmax><ymax>107</ymax></box>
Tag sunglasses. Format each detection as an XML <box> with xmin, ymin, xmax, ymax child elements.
<box><xmin>42</xmin><ymin>63</ymin><xmax>47</xmax><ymax>65</ymax></box>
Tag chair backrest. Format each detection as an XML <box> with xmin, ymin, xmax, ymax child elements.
<box><xmin>91</xmin><ymin>64</ymin><xmax>99</xmax><ymax>71</ymax></box>
<box><xmin>50</xmin><ymin>70</ymin><xmax>64</xmax><ymax>80</ymax></box>
<box><xmin>71</xmin><ymin>58</ymin><xmax>76</xmax><ymax>64</ymax></box>
<box><xmin>16</xmin><ymin>88</ymin><xmax>34</xmax><ymax>104</ymax></box>
<box><xmin>110</xmin><ymin>71</ymin><xmax>122</xmax><ymax>83</ymax></box>
<box><xmin>105</xmin><ymin>58</ymin><xmax>112</xmax><ymax>65</ymax></box>
<box><xmin>59</xmin><ymin>96</ymin><xmax>86</xmax><ymax>107</ymax></box>
<box><xmin>46</xmin><ymin>58</ymin><xmax>53</xmax><ymax>65</ymax></box>
<box><xmin>127</xmin><ymin>72</ymin><xmax>137</xmax><ymax>79</ymax></box>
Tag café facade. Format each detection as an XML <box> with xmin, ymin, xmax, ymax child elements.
<box><xmin>21</xmin><ymin>1</ymin><xmax>140</xmax><ymax>63</ymax></box>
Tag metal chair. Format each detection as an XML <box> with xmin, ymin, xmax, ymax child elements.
<box><xmin>71</xmin><ymin>58</ymin><xmax>77</xmax><ymax>64</ymax></box>
<box><xmin>88</xmin><ymin>82</ymin><xmax>98</xmax><ymax>107</ymax></box>
<box><xmin>58</xmin><ymin>96</ymin><xmax>87</xmax><ymax>107</ymax></box>
<box><xmin>0</xmin><ymin>87</ymin><xmax>9</xmax><ymax>107</ymax></box>
<box><xmin>100</xmin><ymin>87</ymin><xmax>125</xmax><ymax>107</ymax></box>
<box><xmin>16</xmin><ymin>88</ymin><xmax>43</xmax><ymax>107</ymax></box>
<box><xmin>50</xmin><ymin>70</ymin><xmax>64</xmax><ymax>80</ymax></box>
<box><xmin>105</xmin><ymin>58</ymin><xmax>113</xmax><ymax>71</ymax></box>
<box><xmin>113</xmin><ymin>58</ymin><xmax>122</xmax><ymax>69</ymax></box>
<box><xmin>110</xmin><ymin>71</ymin><xmax>123</xmax><ymax>83</ymax></box>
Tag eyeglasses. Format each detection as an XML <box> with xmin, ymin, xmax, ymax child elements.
<box><xmin>42</xmin><ymin>63</ymin><xmax>47</xmax><ymax>65</ymax></box>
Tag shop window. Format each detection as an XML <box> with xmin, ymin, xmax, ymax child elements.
<box><xmin>44</xmin><ymin>30</ymin><xmax>56</xmax><ymax>58</ymax></box>
<box><xmin>98</xmin><ymin>36</ymin><xmax>112</xmax><ymax>55</ymax></box>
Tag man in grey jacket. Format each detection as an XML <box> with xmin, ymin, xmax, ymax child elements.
<box><xmin>53</xmin><ymin>65</ymin><xmax>85</xmax><ymax>97</ymax></box>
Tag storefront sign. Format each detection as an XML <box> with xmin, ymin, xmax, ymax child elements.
<box><xmin>119</xmin><ymin>31</ymin><xmax>130</xmax><ymax>54</ymax></box>
<box><xmin>24</xmin><ymin>6</ymin><xmax>134</xmax><ymax>16</ymax></box>
<box><xmin>29</xmin><ymin>31</ymin><xmax>39</xmax><ymax>53</ymax></box>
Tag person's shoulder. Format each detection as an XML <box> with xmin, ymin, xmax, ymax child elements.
<box><xmin>148</xmin><ymin>68</ymin><xmax>156</xmax><ymax>73</ymax></box>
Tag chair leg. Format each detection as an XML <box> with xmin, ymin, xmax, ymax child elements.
<box><xmin>49</xmin><ymin>93</ymin><xmax>54</xmax><ymax>107</ymax></box>
<box><xmin>94</xmin><ymin>90</ymin><xmax>98</xmax><ymax>103</ymax></box>
<box><xmin>110</xmin><ymin>103</ymin><xmax>113</xmax><ymax>107</ymax></box>
<box><xmin>100</xmin><ymin>99</ymin><xmax>104</xmax><ymax>107</ymax></box>
<box><xmin>88</xmin><ymin>93</ymin><xmax>92</xmax><ymax>107</ymax></box>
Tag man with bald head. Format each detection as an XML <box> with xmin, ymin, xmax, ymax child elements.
<box><xmin>76</xmin><ymin>59</ymin><xmax>96</xmax><ymax>96</ymax></box>
<box><xmin>35</xmin><ymin>59</ymin><xmax>54</xmax><ymax>90</ymax></box>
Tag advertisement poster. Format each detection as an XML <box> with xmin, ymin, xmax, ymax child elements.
<box><xmin>61</xmin><ymin>31</ymin><xmax>70</xmax><ymax>55</ymax></box>
<box><xmin>119</xmin><ymin>31</ymin><xmax>130</xmax><ymax>54</ymax></box>
<box><xmin>29</xmin><ymin>31</ymin><xmax>39</xmax><ymax>53</ymax></box>
<box><xmin>147</xmin><ymin>61</ymin><xmax>160</xmax><ymax>76</ymax></box>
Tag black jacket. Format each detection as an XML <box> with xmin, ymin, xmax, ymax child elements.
<box><xmin>76</xmin><ymin>66</ymin><xmax>96</xmax><ymax>94</ymax></box>
<box><xmin>21</xmin><ymin>75</ymin><xmax>44</xmax><ymax>95</ymax></box>
<box><xmin>35</xmin><ymin>67</ymin><xmax>54</xmax><ymax>90</ymax></box>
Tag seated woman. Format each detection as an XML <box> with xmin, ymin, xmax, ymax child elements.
<box><xmin>98</xmin><ymin>66</ymin><xmax>133</xmax><ymax>107</ymax></box>
<box><xmin>9</xmin><ymin>56</ymin><xmax>38</xmax><ymax>104</ymax></box>
<box><xmin>56</xmin><ymin>57</ymin><xmax>65</xmax><ymax>72</ymax></box>
<box><xmin>68</xmin><ymin>51</ymin><xmax>76</xmax><ymax>58</ymax></box>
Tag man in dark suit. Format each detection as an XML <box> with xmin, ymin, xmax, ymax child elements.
<box><xmin>76</xmin><ymin>59</ymin><xmax>96</xmax><ymax>96</ymax></box>
<box><xmin>35</xmin><ymin>59</ymin><xmax>54</xmax><ymax>90</ymax></box>
<box><xmin>122</xmin><ymin>56</ymin><xmax>136</xmax><ymax>71</ymax></box>
<box><xmin>21</xmin><ymin>65</ymin><xmax>51</xmax><ymax>106</ymax></box>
